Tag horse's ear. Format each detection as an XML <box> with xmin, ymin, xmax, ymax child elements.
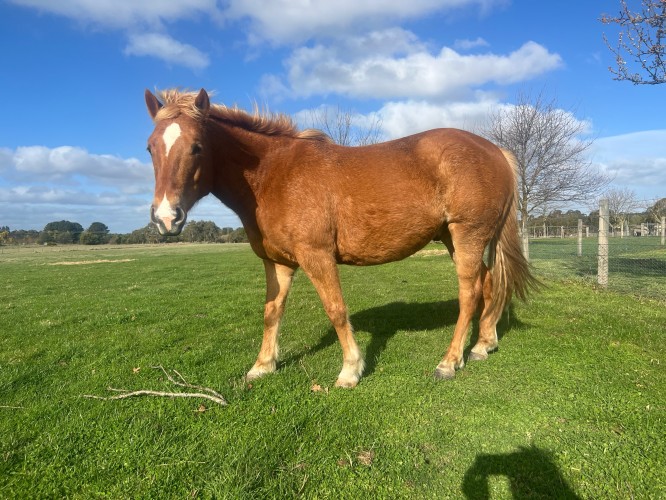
<box><xmin>194</xmin><ymin>88</ymin><xmax>210</xmax><ymax>116</ymax></box>
<box><xmin>145</xmin><ymin>89</ymin><xmax>162</xmax><ymax>120</ymax></box>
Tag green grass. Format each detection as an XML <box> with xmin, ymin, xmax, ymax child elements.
<box><xmin>1</xmin><ymin>243</ymin><xmax>664</xmax><ymax>498</ymax></box>
<box><xmin>529</xmin><ymin>236</ymin><xmax>666</xmax><ymax>300</ymax></box>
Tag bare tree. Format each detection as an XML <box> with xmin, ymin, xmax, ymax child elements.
<box><xmin>601</xmin><ymin>0</ymin><xmax>666</xmax><ymax>84</ymax></box>
<box><xmin>646</xmin><ymin>197</ymin><xmax>666</xmax><ymax>221</ymax></box>
<box><xmin>601</xmin><ymin>187</ymin><xmax>639</xmax><ymax>236</ymax></box>
<box><xmin>304</xmin><ymin>106</ymin><xmax>383</xmax><ymax>146</ymax></box>
<box><xmin>483</xmin><ymin>91</ymin><xmax>609</xmax><ymax>228</ymax></box>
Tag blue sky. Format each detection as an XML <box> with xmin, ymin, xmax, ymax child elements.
<box><xmin>1</xmin><ymin>0</ymin><xmax>664</xmax><ymax>233</ymax></box>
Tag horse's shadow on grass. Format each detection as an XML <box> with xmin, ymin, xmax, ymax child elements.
<box><xmin>462</xmin><ymin>445</ymin><xmax>581</xmax><ymax>499</ymax></box>
<box><xmin>284</xmin><ymin>300</ymin><xmax>528</xmax><ymax>377</ymax></box>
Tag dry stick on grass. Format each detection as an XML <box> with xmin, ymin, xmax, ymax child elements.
<box><xmin>83</xmin><ymin>365</ymin><xmax>227</xmax><ymax>406</ymax></box>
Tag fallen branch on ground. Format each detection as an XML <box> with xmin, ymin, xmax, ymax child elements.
<box><xmin>83</xmin><ymin>366</ymin><xmax>227</xmax><ymax>406</ymax></box>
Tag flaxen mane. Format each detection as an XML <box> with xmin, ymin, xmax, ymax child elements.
<box><xmin>154</xmin><ymin>89</ymin><xmax>331</xmax><ymax>142</ymax></box>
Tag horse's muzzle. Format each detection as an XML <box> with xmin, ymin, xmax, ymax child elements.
<box><xmin>151</xmin><ymin>205</ymin><xmax>187</xmax><ymax>236</ymax></box>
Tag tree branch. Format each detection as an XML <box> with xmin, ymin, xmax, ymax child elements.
<box><xmin>601</xmin><ymin>0</ymin><xmax>666</xmax><ymax>84</ymax></box>
<box><xmin>83</xmin><ymin>366</ymin><xmax>228</xmax><ymax>406</ymax></box>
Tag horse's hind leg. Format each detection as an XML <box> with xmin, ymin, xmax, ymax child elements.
<box><xmin>299</xmin><ymin>253</ymin><xmax>364</xmax><ymax>388</ymax></box>
<box><xmin>469</xmin><ymin>264</ymin><xmax>499</xmax><ymax>361</ymax></box>
<box><xmin>435</xmin><ymin>231</ymin><xmax>484</xmax><ymax>380</ymax></box>
<box><xmin>246</xmin><ymin>260</ymin><xmax>295</xmax><ymax>381</ymax></box>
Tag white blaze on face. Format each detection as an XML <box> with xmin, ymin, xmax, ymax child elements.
<box><xmin>155</xmin><ymin>194</ymin><xmax>176</xmax><ymax>230</ymax></box>
<box><xmin>163</xmin><ymin>122</ymin><xmax>181</xmax><ymax>157</ymax></box>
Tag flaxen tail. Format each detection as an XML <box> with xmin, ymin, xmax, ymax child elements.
<box><xmin>485</xmin><ymin>149</ymin><xmax>539</xmax><ymax>324</ymax></box>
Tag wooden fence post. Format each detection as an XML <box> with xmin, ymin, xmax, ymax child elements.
<box><xmin>662</xmin><ymin>216</ymin><xmax>665</xmax><ymax>246</ymax></box>
<box><xmin>598</xmin><ymin>199</ymin><xmax>609</xmax><ymax>287</ymax></box>
<box><xmin>578</xmin><ymin>219</ymin><xmax>583</xmax><ymax>257</ymax></box>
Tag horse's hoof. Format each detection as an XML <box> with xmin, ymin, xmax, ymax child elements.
<box><xmin>335</xmin><ymin>378</ymin><xmax>358</xmax><ymax>389</ymax></box>
<box><xmin>434</xmin><ymin>366</ymin><xmax>455</xmax><ymax>380</ymax></box>
<box><xmin>468</xmin><ymin>351</ymin><xmax>488</xmax><ymax>362</ymax></box>
<box><xmin>245</xmin><ymin>364</ymin><xmax>274</xmax><ymax>382</ymax></box>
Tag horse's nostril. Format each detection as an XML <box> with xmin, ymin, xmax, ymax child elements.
<box><xmin>174</xmin><ymin>206</ymin><xmax>185</xmax><ymax>223</ymax></box>
<box><xmin>150</xmin><ymin>205</ymin><xmax>159</xmax><ymax>224</ymax></box>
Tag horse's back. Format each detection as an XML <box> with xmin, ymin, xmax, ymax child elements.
<box><xmin>324</xmin><ymin>127</ymin><xmax>514</xmax><ymax>223</ymax></box>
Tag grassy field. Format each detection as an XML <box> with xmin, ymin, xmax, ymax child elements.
<box><xmin>528</xmin><ymin>236</ymin><xmax>666</xmax><ymax>300</ymax></box>
<box><xmin>1</xmin><ymin>243</ymin><xmax>664</xmax><ymax>498</ymax></box>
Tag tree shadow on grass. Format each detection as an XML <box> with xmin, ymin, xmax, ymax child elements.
<box><xmin>610</xmin><ymin>257</ymin><xmax>666</xmax><ymax>278</ymax></box>
<box><xmin>462</xmin><ymin>445</ymin><xmax>581</xmax><ymax>499</ymax></box>
<box><xmin>283</xmin><ymin>300</ymin><xmax>530</xmax><ymax>378</ymax></box>
<box><xmin>559</xmin><ymin>254</ymin><xmax>666</xmax><ymax>280</ymax></box>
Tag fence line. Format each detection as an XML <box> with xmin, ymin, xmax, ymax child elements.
<box><xmin>522</xmin><ymin>200</ymin><xmax>665</xmax><ymax>301</ymax></box>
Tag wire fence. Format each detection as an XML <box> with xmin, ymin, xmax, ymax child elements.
<box><xmin>524</xmin><ymin>218</ymin><xmax>666</xmax><ymax>301</ymax></box>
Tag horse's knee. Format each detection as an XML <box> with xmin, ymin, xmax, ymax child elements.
<box><xmin>264</xmin><ymin>301</ymin><xmax>284</xmax><ymax>328</ymax></box>
<box><xmin>324</xmin><ymin>302</ymin><xmax>349</xmax><ymax>328</ymax></box>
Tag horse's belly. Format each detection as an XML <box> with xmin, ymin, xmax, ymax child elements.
<box><xmin>335</xmin><ymin>212</ymin><xmax>442</xmax><ymax>265</ymax></box>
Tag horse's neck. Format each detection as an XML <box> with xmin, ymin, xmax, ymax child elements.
<box><xmin>208</xmin><ymin>124</ymin><xmax>283</xmax><ymax>257</ymax></box>
<box><xmin>208</xmin><ymin>123</ymin><xmax>272</xmax><ymax>223</ymax></box>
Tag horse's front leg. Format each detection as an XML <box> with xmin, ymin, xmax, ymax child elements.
<box><xmin>299</xmin><ymin>254</ymin><xmax>364</xmax><ymax>388</ymax></box>
<box><xmin>246</xmin><ymin>260</ymin><xmax>296</xmax><ymax>382</ymax></box>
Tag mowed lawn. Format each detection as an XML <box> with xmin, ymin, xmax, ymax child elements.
<box><xmin>1</xmin><ymin>243</ymin><xmax>664</xmax><ymax>498</ymax></box>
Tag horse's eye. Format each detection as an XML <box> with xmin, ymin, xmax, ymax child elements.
<box><xmin>191</xmin><ymin>143</ymin><xmax>203</xmax><ymax>155</ymax></box>
<box><xmin>146</xmin><ymin>145</ymin><xmax>152</xmax><ymax>155</ymax></box>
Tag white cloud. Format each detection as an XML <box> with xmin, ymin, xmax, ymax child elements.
<box><xmin>11</xmin><ymin>0</ymin><xmax>510</xmax><ymax>74</ymax></box>
<box><xmin>0</xmin><ymin>145</ymin><xmax>241</xmax><ymax>232</ymax></box>
<box><xmin>9</xmin><ymin>0</ymin><xmax>220</xmax><ymax>29</ymax></box>
<box><xmin>280</xmin><ymin>35</ymin><xmax>562</xmax><ymax>99</ymax></box>
<box><xmin>292</xmin><ymin>94</ymin><xmax>508</xmax><ymax>144</ymax></box>
<box><xmin>6</xmin><ymin>146</ymin><xmax>151</xmax><ymax>185</ymax></box>
<box><xmin>454</xmin><ymin>37</ymin><xmax>489</xmax><ymax>50</ymax></box>
<box><xmin>0</xmin><ymin>145</ymin><xmax>153</xmax><ymax>231</ymax></box>
<box><xmin>225</xmin><ymin>0</ymin><xmax>504</xmax><ymax>44</ymax></box>
<box><xmin>11</xmin><ymin>0</ymin><xmax>503</xmax><ymax>44</ymax></box>
<box><xmin>10</xmin><ymin>0</ymin><xmax>216</xmax><ymax>69</ymax></box>
<box><xmin>0</xmin><ymin>186</ymin><xmax>123</xmax><ymax>205</ymax></box>
<box><xmin>0</xmin><ymin>148</ymin><xmax>15</xmax><ymax>170</ymax></box>
<box><xmin>0</xmin><ymin>187</ymin><xmax>149</xmax><ymax>233</ymax></box>
<box><xmin>371</xmin><ymin>96</ymin><xmax>508</xmax><ymax>138</ymax></box>
<box><xmin>124</xmin><ymin>33</ymin><xmax>210</xmax><ymax>69</ymax></box>
<box><xmin>592</xmin><ymin>130</ymin><xmax>666</xmax><ymax>201</ymax></box>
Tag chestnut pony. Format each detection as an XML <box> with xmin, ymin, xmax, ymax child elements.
<box><xmin>145</xmin><ymin>88</ymin><xmax>534</xmax><ymax>388</ymax></box>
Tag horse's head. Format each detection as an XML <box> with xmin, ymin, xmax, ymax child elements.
<box><xmin>145</xmin><ymin>88</ymin><xmax>212</xmax><ymax>236</ymax></box>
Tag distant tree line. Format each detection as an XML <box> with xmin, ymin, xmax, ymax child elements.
<box><xmin>1</xmin><ymin>198</ymin><xmax>663</xmax><ymax>246</ymax></box>
<box><xmin>527</xmin><ymin>197</ymin><xmax>666</xmax><ymax>234</ymax></box>
<box><xmin>0</xmin><ymin>220</ymin><xmax>249</xmax><ymax>246</ymax></box>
